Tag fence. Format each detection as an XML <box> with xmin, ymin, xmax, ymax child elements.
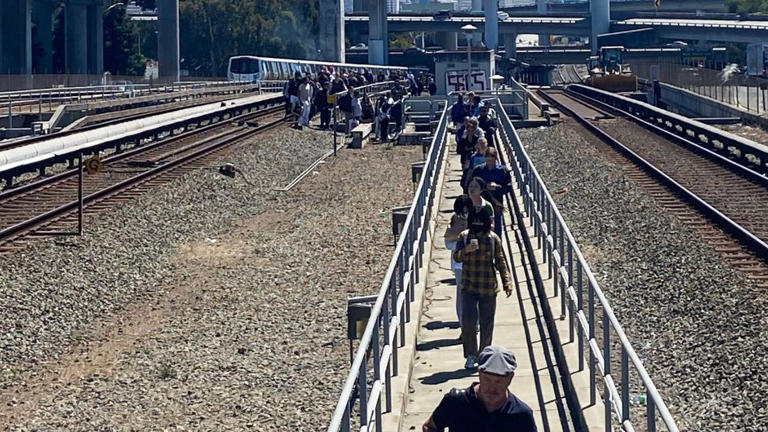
<box><xmin>326</xmin><ymin>104</ymin><xmax>449</xmax><ymax>432</ymax></box>
<box><xmin>495</xmin><ymin>98</ymin><xmax>680</xmax><ymax>432</ymax></box>
<box><xmin>0</xmin><ymin>74</ymin><xmax>228</xmax><ymax>92</ymax></box>
<box><xmin>634</xmin><ymin>62</ymin><xmax>768</xmax><ymax>114</ymax></box>
<box><xmin>447</xmin><ymin>85</ymin><xmax>529</xmax><ymax>120</ymax></box>
<box><xmin>1</xmin><ymin>81</ymin><xmax>257</xmax><ymax>118</ymax></box>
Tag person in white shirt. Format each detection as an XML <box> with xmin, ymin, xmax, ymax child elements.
<box><xmin>298</xmin><ymin>77</ymin><xmax>313</xmax><ymax>127</ymax></box>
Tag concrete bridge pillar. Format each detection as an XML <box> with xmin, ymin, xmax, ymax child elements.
<box><xmin>158</xmin><ymin>0</ymin><xmax>180</xmax><ymax>80</ymax></box>
<box><xmin>87</xmin><ymin>2</ymin><xmax>104</xmax><ymax>74</ymax></box>
<box><xmin>537</xmin><ymin>0</ymin><xmax>549</xmax><ymax>46</ymax></box>
<box><xmin>590</xmin><ymin>0</ymin><xmax>610</xmax><ymax>54</ymax></box>
<box><xmin>319</xmin><ymin>0</ymin><xmax>345</xmax><ymax>62</ymax></box>
<box><xmin>503</xmin><ymin>33</ymin><xmax>517</xmax><ymax>59</ymax></box>
<box><xmin>368</xmin><ymin>0</ymin><xmax>388</xmax><ymax>65</ymax></box>
<box><xmin>436</xmin><ymin>32</ymin><xmax>458</xmax><ymax>51</ymax></box>
<box><xmin>65</xmin><ymin>1</ymin><xmax>88</xmax><ymax>74</ymax></box>
<box><xmin>0</xmin><ymin>0</ymin><xmax>33</xmax><ymax>74</ymax></box>
<box><xmin>483</xmin><ymin>0</ymin><xmax>498</xmax><ymax>51</ymax></box>
<box><xmin>32</xmin><ymin>1</ymin><xmax>56</xmax><ymax>74</ymax></box>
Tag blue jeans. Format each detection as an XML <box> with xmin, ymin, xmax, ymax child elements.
<box><xmin>454</xmin><ymin>268</ymin><xmax>463</xmax><ymax>327</ymax></box>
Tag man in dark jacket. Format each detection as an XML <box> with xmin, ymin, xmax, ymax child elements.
<box><xmin>422</xmin><ymin>346</ymin><xmax>536</xmax><ymax>432</ymax></box>
<box><xmin>477</xmin><ymin>105</ymin><xmax>498</xmax><ymax>148</ymax></box>
<box><xmin>314</xmin><ymin>82</ymin><xmax>332</xmax><ymax>129</ymax></box>
<box><xmin>451</xmin><ymin>94</ymin><xmax>469</xmax><ymax>126</ymax></box>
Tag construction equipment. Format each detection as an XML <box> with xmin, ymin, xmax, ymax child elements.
<box><xmin>586</xmin><ymin>46</ymin><xmax>637</xmax><ymax>92</ymax></box>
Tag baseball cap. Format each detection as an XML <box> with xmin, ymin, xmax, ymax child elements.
<box><xmin>477</xmin><ymin>345</ymin><xmax>517</xmax><ymax>376</ymax></box>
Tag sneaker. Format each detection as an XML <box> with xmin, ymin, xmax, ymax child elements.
<box><xmin>464</xmin><ymin>355</ymin><xmax>477</xmax><ymax>370</ymax></box>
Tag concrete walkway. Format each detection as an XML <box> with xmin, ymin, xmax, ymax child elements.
<box><xmin>391</xmin><ymin>136</ymin><xmax>605</xmax><ymax>432</ymax></box>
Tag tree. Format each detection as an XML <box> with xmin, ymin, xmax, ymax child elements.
<box><xmin>725</xmin><ymin>0</ymin><xmax>768</xmax><ymax>13</ymax></box>
<box><xmin>103</xmin><ymin>5</ymin><xmax>146</xmax><ymax>75</ymax></box>
<box><xmin>178</xmin><ymin>0</ymin><xmax>322</xmax><ymax>76</ymax></box>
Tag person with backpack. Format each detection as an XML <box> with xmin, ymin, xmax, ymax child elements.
<box><xmin>453</xmin><ymin>177</ymin><xmax>513</xmax><ymax>370</ymax></box>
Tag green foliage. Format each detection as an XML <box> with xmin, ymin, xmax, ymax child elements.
<box><xmin>390</xmin><ymin>32</ymin><xmax>418</xmax><ymax>49</ymax></box>
<box><xmin>178</xmin><ymin>0</ymin><xmax>322</xmax><ymax>76</ymax></box>
<box><xmin>725</xmin><ymin>0</ymin><xmax>768</xmax><ymax>13</ymax></box>
<box><xmin>103</xmin><ymin>6</ymin><xmax>147</xmax><ymax>75</ymax></box>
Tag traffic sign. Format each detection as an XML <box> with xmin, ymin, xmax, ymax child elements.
<box><xmin>85</xmin><ymin>155</ymin><xmax>104</xmax><ymax>174</ymax></box>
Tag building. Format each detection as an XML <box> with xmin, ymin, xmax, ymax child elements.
<box><xmin>456</xmin><ymin>0</ymin><xmax>473</xmax><ymax>11</ymax></box>
<box><xmin>401</xmin><ymin>1</ymin><xmax>458</xmax><ymax>13</ymax></box>
<box><xmin>387</xmin><ymin>0</ymin><xmax>401</xmax><ymax>13</ymax></box>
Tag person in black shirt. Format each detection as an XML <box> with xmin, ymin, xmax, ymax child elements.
<box><xmin>314</xmin><ymin>81</ymin><xmax>332</xmax><ymax>129</ymax></box>
<box><xmin>423</xmin><ymin>345</ymin><xmax>537</xmax><ymax>432</ymax></box>
<box><xmin>478</xmin><ymin>105</ymin><xmax>498</xmax><ymax>148</ymax></box>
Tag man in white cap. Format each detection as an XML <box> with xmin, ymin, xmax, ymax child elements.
<box><xmin>422</xmin><ymin>345</ymin><xmax>537</xmax><ymax>432</ymax></box>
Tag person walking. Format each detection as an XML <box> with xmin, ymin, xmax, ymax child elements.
<box><xmin>457</xmin><ymin>118</ymin><xmax>484</xmax><ymax>171</ymax></box>
<box><xmin>422</xmin><ymin>345</ymin><xmax>537</xmax><ymax>432</ymax></box>
<box><xmin>453</xmin><ymin>177</ymin><xmax>513</xmax><ymax>370</ymax></box>
<box><xmin>376</xmin><ymin>96</ymin><xmax>392</xmax><ymax>142</ymax></box>
<box><xmin>471</xmin><ymin>147</ymin><xmax>512</xmax><ymax>238</ymax></box>
<box><xmin>477</xmin><ymin>105</ymin><xmax>498</xmax><ymax>148</ymax></box>
<box><xmin>444</xmin><ymin>196</ymin><xmax>471</xmax><ymax>335</ymax></box>
<box><xmin>450</xmin><ymin>93</ymin><xmax>469</xmax><ymax>127</ymax></box>
<box><xmin>314</xmin><ymin>81</ymin><xmax>332</xmax><ymax>129</ymax></box>
<box><xmin>297</xmin><ymin>76</ymin><xmax>313</xmax><ymax>128</ymax></box>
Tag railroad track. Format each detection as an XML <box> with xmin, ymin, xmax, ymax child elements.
<box><xmin>0</xmin><ymin>105</ymin><xmax>286</xmax><ymax>253</ymax></box>
<box><xmin>0</xmin><ymin>92</ymin><xmax>260</xmax><ymax>153</ymax></box>
<box><xmin>540</xmin><ymin>88</ymin><xmax>768</xmax><ymax>286</ymax></box>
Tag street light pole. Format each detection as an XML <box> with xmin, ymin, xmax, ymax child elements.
<box><xmin>462</xmin><ymin>24</ymin><xmax>477</xmax><ymax>92</ymax></box>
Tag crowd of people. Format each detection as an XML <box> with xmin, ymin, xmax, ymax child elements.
<box><xmin>445</xmin><ymin>91</ymin><xmax>513</xmax><ymax>369</ymax></box>
<box><xmin>423</xmin><ymin>92</ymin><xmax>537</xmax><ymax>431</ymax></box>
<box><xmin>282</xmin><ymin>67</ymin><xmax>437</xmax><ymax>142</ymax></box>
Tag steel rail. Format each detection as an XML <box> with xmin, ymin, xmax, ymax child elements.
<box><xmin>0</xmin><ymin>89</ymin><xmax>266</xmax><ymax>152</ymax></box>
<box><xmin>563</xmin><ymin>87</ymin><xmax>768</xmax><ymax>187</ymax></box>
<box><xmin>568</xmin><ymin>84</ymin><xmax>768</xmax><ymax>177</ymax></box>
<box><xmin>0</xmin><ymin>113</ymin><xmax>285</xmax><ymax>245</ymax></box>
<box><xmin>494</xmin><ymin>96</ymin><xmax>680</xmax><ymax>432</ymax></box>
<box><xmin>0</xmin><ymin>105</ymin><xmax>283</xmax><ymax>202</ymax></box>
<box><xmin>541</xmin><ymin>89</ymin><xmax>768</xmax><ymax>260</ymax></box>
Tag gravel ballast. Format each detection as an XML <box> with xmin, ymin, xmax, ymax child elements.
<box><xmin>0</xmin><ymin>127</ymin><xmax>422</xmax><ymax>430</ymax></box>
<box><xmin>519</xmin><ymin>122</ymin><xmax>768</xmax><ymax>431</ymax></box>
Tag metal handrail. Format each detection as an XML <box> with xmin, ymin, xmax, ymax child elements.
<box><xmin>494</xmin><ymin>98</ymin><xmax>680</xmax><ymax>432</ymax></box>
<box><xmin>327</xmin><ymin>105</ymin><xmax>449</xmax><ymax>432</ymax></box>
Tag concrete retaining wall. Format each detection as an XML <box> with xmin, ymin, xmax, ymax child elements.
<box><xmin>654</xmin><ymin>82</ymin><xmax>768</xmax><ymax>129</ymax></box>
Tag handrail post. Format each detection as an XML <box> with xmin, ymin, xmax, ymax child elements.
<box><xmin>621</xmin><ymin>346</ymin><xmax>630</xmax><ymax>423</ymax></box>
<box><xmin>359</xmin><ymin>357</ymin><xmax>368</xmax><ymax>427</ymax></box>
